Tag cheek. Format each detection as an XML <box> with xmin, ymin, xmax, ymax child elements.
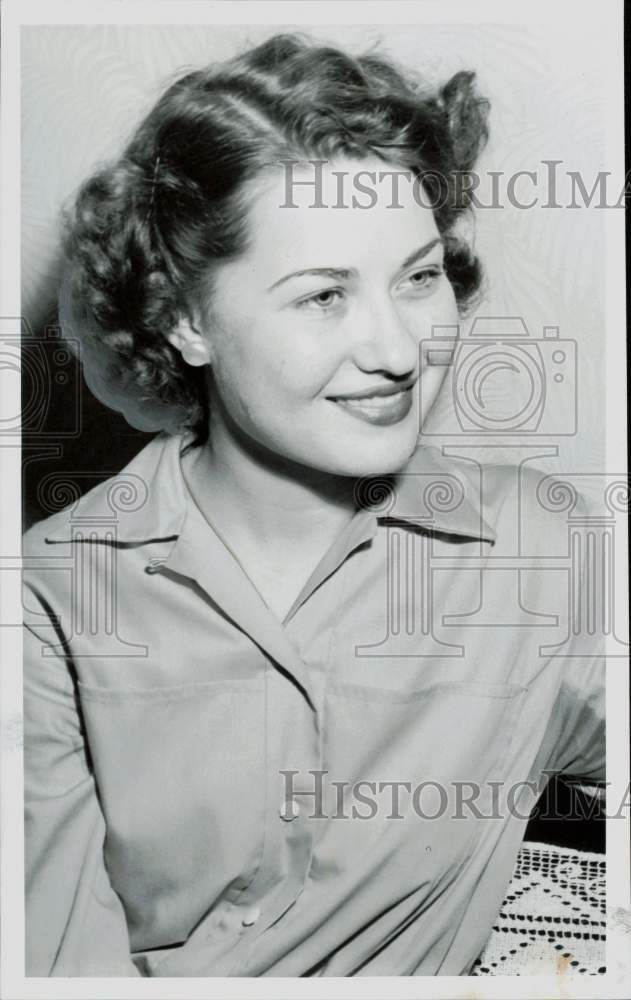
<box><xmin>256</xmin><ymin>327</ymin><xmax>340</xmax><ymax>400</ymax></box>
<box><xmin>399</xmin><ymin>282</ymin><xmax>459</xmax><ymax>344</ymax></box>
<box><xmin>420</xmin><ymin>363</ymin><xmax>450</xmax><ymax>404</ymax></box>
<box><xmin>430</xmin><ymin>280</ymin><xmax>460</xmax><ymax>326</ymax></box>
<box><xmin>210</xmin><ymin>325</ymin><xmax>314</xmax><ymax>422</ymax></box>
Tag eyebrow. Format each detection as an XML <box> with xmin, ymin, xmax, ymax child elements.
<box><xmin>266</xmin><ymin>237</ymin><xmax>444</xmax><ymax>292</ymax></box>
<box><xmin>400</xmin><ymin>237</ymin><xmax>443</xmax><ymax>271</ymax></box>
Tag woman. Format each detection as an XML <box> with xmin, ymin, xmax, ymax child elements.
<box><xmin>23</xmin><ymin>32</ymin><xmax>604</xmax><ymax>977</ymax></box>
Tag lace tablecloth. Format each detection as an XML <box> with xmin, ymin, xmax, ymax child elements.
<box><xmin>472</xmin><ymin>841</ymin><xmax>606</xmax><ymax>976</ymax></box>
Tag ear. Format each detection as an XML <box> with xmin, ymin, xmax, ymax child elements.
<box><xmin>167</xmin><ymin>316</ymin><xmax>212</xmax><ymax>367</ymax></box>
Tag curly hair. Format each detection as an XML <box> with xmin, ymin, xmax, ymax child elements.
<box><xmin>61</xmin><ymin>32</ymin><xmax>490</xmax><ymax>445</ymax></box>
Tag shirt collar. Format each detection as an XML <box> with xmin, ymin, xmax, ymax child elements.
<box><xmin>357</xmin><ymin>444</ymin><xmax>497</xmax><ymax>544</ymax></box>
<box><xmin>43</xmin><ymin>432</ymin><xmax>496</xmax><ymax>546</ymax></box>
<box><xmin>43</xmin><ymin>431</ymin><xmax>189</xmax><ymax>544</ymax></box>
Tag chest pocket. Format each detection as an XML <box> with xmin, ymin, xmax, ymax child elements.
<box><xmin>78</xmin><ymin>678</ymin><xmax>267</xmax><ymax>948</ymax></box>
<box><xmin>310</xmin><ymin>680</ymin><xmax>527</xmax><ymax>886</ymax></box>
<box><xmin>324</xmin><ymin>678</ymin><xmax>525</xmax><ymax>782</ymax></box>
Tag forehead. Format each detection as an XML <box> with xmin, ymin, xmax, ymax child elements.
<box><xmin>240</xmin><ymin>156</ymin><xmax>441</xmax><ymax>272</ymax></box>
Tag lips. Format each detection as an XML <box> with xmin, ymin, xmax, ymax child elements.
<box><xmin>328</xmin><ymin>381</ymin><xmax>416</xmax><ymax>427</ymax></box>
<box><xmin>328</xmin><ymin>377</ymin><xmax>417</xmax><ymax>402</ymax></box>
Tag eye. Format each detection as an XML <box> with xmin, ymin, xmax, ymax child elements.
<box><xmin>295</xmin><ymin>288</ymin><xmax>345</xmax><ymax>313</ymax></box>
<box><xmin>402</xmin><ymin>266</ymin><xmax>444</xmax><ymax>293</ymax></box>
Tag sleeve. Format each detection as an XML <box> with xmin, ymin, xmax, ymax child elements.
<box><xmin>534</xmin><ymin>489</ymin><xmax>606</xmax><ymax>784</ymax></box>
<box><xmin>24</xmin><ymin>582</ymin><xmax>141</xmax><ymax>977</ymax></box>
<box><xmin>547</xmin><ymin>656</ymin><xmax>606</xmax><ymax>782</ymax></box>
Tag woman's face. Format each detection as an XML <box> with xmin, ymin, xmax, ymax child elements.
<box><xmin>197</xmin><ymin>156</ymin><xmax>459</xmax><ymax>477</ymax></box>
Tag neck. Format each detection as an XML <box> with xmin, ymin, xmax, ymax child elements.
<box><xmin>182</xmin><ymin>414</ymin><xmax>358</xmax><ymax>557</ymax></box>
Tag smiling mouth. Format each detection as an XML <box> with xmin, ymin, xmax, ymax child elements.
<box><xmin>328</xmin><ymin>386</ymin><xmax>415</xmax><ymax>426</ymax></box>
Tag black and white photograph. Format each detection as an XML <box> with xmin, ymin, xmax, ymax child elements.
<box><xmin>0</xmin><ymin>1</ymin><xmax>628</xmax><ymax>997</ymax></box>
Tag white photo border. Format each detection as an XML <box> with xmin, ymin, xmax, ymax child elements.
<box><xmin>1</xmin><ymin>1</ymin><xmax>628</xmax><ymax>998</ymax></box>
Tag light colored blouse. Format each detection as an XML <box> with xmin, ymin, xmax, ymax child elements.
<box><xmin>22</xmin><ymin>431</ymin><xmax>605</xmax><ymax>976</ymax></box>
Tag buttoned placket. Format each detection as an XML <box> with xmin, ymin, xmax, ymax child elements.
<box><xmin>229</xmin><ymin>511</ymin><xmax>381</xmax><ymax>975</ymax></box>
<box><xmin>148</xmin><ymin>496</ymin><xmax>379</xmax><ymax>975</ymax></box>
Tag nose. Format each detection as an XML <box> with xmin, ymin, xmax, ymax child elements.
<box><xmin>352</xmin><ymin>297</ymin><xmax>419</xmax><ymax>378</ymax></box>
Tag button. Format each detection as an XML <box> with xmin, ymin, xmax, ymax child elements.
<box><xmin>241</xmin><ymin>905</ymin><xmax>261</xmax><ymax>927</ymax></box>
<box><xmin>144</xmin><ymin>558</ymin><xmax>165</xmax><ymax>574</ymax></box>
<box><xmin>280</xmin><ymin>799</ymin><xmax>300</xmax><ymax>821</ymax></box>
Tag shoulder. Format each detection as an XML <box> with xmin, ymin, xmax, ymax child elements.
<box><xmin>480</xmin><ymin>459</ymin><xmax>593</xmax><ymax>556</ymax></box>
<box><xmin>22</xmin><ymin>432</ymin><xmax>184</xmax><ymax>559</ymax></box>
<box><xmin>411</xmin><ymin>447</ymin><xmax>593</xmax><ymax>555</ymax></box>
<box><xmin>22</xmin><ymin>432</ymin><xmax>189</xmax><ymax>636</ymax></box>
